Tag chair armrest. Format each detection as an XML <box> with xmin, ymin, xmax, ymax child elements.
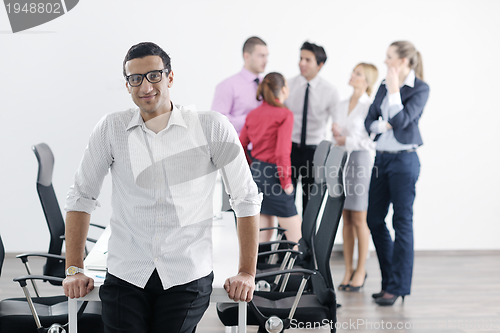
<box><xmin>258</xmin><ymin>249</ymin><xmax>302</xmax><ymax>258</ymax></box>
<box><xmin>90</xmin><ymin>223</ymin><xmax>106</xmax><ymax>229</ymax></box>
<box><xmin>16</xmin><ymin>253</ymin><xmax>65</xmax><ymax>263</ymax></box>
<box><xmin>255</xmin><ymin>268</ymin><xmax>316</xmax><ymax>280</ymax></box>
<box><xmin>259</xmin><ymin>240</ymin><xmax>298</xmax><ymax>247</ymax></box>
<box><xmin>259</xmin><ymin>227</ymin><xmax>287</xmax><ymax>232</ymax></box>
<box><xmin>86</xmin><ymin>237</ymin><xmax>97</xmax><ymax>243</ymax></box>
<box><xmin>13</xmin><ymin>274</ymin><xmax>65</xmax><ymax>287</ymax></box>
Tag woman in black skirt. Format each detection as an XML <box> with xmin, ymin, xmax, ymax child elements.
<box><xmin>240</xmin><ymin>72</ymin><xmax>302</xmax><ymax>244</ymax></box>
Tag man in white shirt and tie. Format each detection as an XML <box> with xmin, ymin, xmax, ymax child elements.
<box><xmin>285</xmin><ymin>41</ymin><xmax>340</xmax><ymax>214</ymax></box>
<box><xmin>62</xmin><ymin>42</ymin><xmax>261</xmax><ymax>333</ymax></box>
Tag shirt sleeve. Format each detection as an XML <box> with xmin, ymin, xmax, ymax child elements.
<box><xmin>369</xmin><ymin>120</ymin><xmax>389</xmax><ymax>134</ymax></box>
<box><xmin>329</xmin><ymin>86</ymin><xmax>341</xmax><ymax>119</ymax></box>
<box><xmin>344</xmin><ymin>107</ymin><xmax>376</xmax><ymax>153</ymax></box>
<box><xmin>388</xmin><ymin>83</ymin><xmax>430</xmax><ymax>130</ymax></box>
<box><xmin>65</xmin><ymin>115</ymin><xmax>113</xmax><ymax>214</ymax></box>
<box><xmin>239</xmin><ymin>121</ymin><xmax>252</xmax><ymax>165</ymax></box>
<box><xmin>208</xmin><ymin>112</ymin><xmax>262</xmax><ymax>218</ymax></box>
<box><xmin>211</xmin><ymin>81</ymin><xmax>236</xmax><ymax>124</ymax></box>
<box><xmin>387</xmin><ymin>92</ymin><xmax>404</xmax><ymax>118</ymax></box>
<box><xmin>275</xmin><ymin>111</ymin><xmax>294</xmax><ymax>189</ymax></box>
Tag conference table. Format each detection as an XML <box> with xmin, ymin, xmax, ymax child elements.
<box><xmin>68</xmin><ymin>211</ymin><xmax>247</xmax><ymax>333</ymax></box>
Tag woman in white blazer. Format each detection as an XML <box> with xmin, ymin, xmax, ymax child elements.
<box><xmin>332</xmin><ymin>63</ymin><xmax>378</xmax><ymax>292</ymax></box>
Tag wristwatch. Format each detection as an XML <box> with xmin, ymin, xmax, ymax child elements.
<box><xmin>65</xmin><ymin>266</ymin><xmax>85</xmax><ymax>276</ymax></box>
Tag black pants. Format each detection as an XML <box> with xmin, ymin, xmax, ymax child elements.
<box><xmin>291</xmin><ymin>143</ymin><xmax>317</xmax><ymax>215</ymax></box>
<box><xmin>99</xmin><ymin>270</ymin><xmax>213</xmax><ymax>333</ymax></box>
<box><xmin>367</xmin><ymin>152</ymin><xmax>420</xmax><ymax>296</ymax></box>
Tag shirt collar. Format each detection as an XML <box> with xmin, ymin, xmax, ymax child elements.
<box><xmin>403</xmin><ymin>69</ymin><xmax>415</xmax><ymax>88</ymax></box>
<box><xmin>126</xmin><ymin>102</ymin><xmax>187</xmax><ymax>131</ymax></box>
<box><xmin>298</xmin><ymin>74</ymin><xmax>321</xmax><ymax>88</ymax></box>
<box><xmin>167</xmin><ymin>103</ymin><xmax>188</xmax><ymax>129</ymax></box>
<box><xmin>239</xmin><ymin>67</ymin><xmax>261</xmax><ymax>82</ymax></box>
<box><xmin>381</xmin><ymin>69</ymin><xmax>415</xmax><ymax>88</ymax></box>
<box><xmin>359</xmin><ymin>93</ymin><xmax>370</xmax><ymax>103</ymax></box>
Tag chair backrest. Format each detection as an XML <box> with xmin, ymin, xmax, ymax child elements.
<box><xmin>0</xmin><ymin>235</ymin><xmax>4</xmax><ymax>277</ymax></box>
<box><xmin>32</xmin><ymin>143</ymin><xmax>65</xmax><ymax>276</ymax></box>
<box><xmin>310</xmin><ymin>146</ymin><xmax>347</xmax><ymax>306</ymax></box>
<box><xmin>298</xmin><ymin>141</ymin><xmax>331</xmax><ymax>260</ymax></box>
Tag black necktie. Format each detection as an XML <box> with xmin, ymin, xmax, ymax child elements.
<box><xmin>254</xmin><ymin>78</ymin><xmax>260</xmax><ymax>85</ymax></box>
<box><xmin>300</xmin><ymin>83</ymin><xmax>310</xmax><ymax>147</ymax></box>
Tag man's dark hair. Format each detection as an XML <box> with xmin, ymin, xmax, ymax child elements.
<box><xmin>242</xmin><ymin>36</ymin><xmax>266</xmax><ymax>55</ymax></box>
<box><xmin>123</xmin><ymin>42</ymin><xmax>171</xmax><ymax>77</ymax></box>
<box><xmin>300</xmin><ymin>41</ymin><xmax>327</xmax><ymax>66</ymax></box>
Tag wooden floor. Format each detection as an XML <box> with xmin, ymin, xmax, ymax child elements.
<box><xmin>1</xmin><ymin>251</ymin><xmax>499</xmax><ymax>333</ymax></box>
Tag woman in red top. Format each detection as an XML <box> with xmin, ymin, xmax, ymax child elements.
<box><xmin>240</xmin><ymin>72</ymin><xmax>302</xmax><ymax>244</ymax></box>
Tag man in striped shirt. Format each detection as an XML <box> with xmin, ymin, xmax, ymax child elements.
<box><xmin>62</xmin><ymin>42</ymin><xmax>261</xmax><ymax>333</ymax></box>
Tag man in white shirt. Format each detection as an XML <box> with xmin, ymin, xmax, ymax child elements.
<box><xmin>62</xmin><ymin>42</ymin><xmax>261</xmax><ymax>333</ymax></box>
<box><xmin>285</xmin><ymin>42</ymin><xmax>340</xmax><ymax>214</ymax></box>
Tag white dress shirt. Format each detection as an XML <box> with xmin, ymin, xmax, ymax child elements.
<box><xmin>370</xmin><ymin>70</ymin><xmax>418</xmax><ymax>151</ymax></box>
<box><xmin>334</xmin><ymin>93</ymin><xmax>375</xmax><ymax>154</ymax></box>
<box><xmin>285</xmin><ymin>74</ymin><xmax>340</xmax><ymax>146</ymax></box>
<box><xmin>65</xmin><ymin>103</ymin><xmax>262</xmax><ymax>290</ymax></box>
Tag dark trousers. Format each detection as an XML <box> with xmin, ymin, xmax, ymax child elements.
<box><xmin>367</xmin><ymin>151</ymin><xmax>420</xmax><ymax>296</ymax></box>
<box><xmin>291</xmin><ymin>143</ymin><xmax>316</xmax><ymax>215</ymax></box>
<box><xmin>99</xmin><ymin>270</ymin><xmax>213</xmax><ymax>333</ymax></box>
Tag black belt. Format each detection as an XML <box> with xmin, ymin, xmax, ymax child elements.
<box><xmin>292</xmin><ymin>142</ymin><xmax>317</xmax><ymax>150</ymax></box>
<box><xmin>377</xmin><ymin>149</ymin><xmax>416</xmax><ymax>154</ymax></box>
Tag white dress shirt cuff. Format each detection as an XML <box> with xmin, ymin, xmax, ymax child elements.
<box><xmin>378</xmin><ymin>121</ymin><xmax>389</xmax><ymax>133</ymax></box>
<box><xmin>65</xmin><ymin>193</ymin><xmax>100</xmax><ymax>215</ymax></box>
<box><xmin>369</xmin><ymin>120</ymin><xmax>389</xmax><ymax>134</ymax></box>
<box><xmin>231</xmin><ymin>192</ymin><xmax>263</xmax><ymax>218</ymax></box>
<box><xmin>388</xmin><ymin>92</ymin><xmax>404</xmax><ymax>118</ymax></box>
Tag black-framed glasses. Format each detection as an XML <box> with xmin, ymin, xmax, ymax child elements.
<box><xmin>125</xmin><ymin>69</ymin><xmax>169</xmax><ymax>87</ymax></box>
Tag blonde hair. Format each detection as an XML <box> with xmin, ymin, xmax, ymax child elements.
<box><xmin>355</xmin><ymin>63</ymin><xmax>378</xmax><ymax>96</ymax></box>
<box><xmin>390</xmin><ymin>41</ymin><xmax>424</xmax><ymax>81</ymax></box>
<box><xmin>256</xmin><ymin>72</ymin><xmax>286</xmax><ymax>108</ymax></box>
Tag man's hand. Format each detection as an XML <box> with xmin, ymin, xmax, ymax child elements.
<box><xmin>224</xmin><ymin>272</ymin><xmax>255</xmax><ymax>302</ymax></box>
<box><xmin>63</xmin><ymin>273</ymin><xmax>94</xmax><ymax>299</ymax></box>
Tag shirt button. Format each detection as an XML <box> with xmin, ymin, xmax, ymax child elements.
<box><xmin>154</xmin><ymin>258</ymin><xmax>158</xmax><ymax>262</ymax></box>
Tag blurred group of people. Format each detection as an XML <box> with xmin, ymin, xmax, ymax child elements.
<box><xmin>211</xmin><ymin>37</ymin><xmax>430</xmax><ymax>306</ymax></box>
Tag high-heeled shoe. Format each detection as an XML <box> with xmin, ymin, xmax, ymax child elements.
<box><xmin>375</xmin><ymin>294</ymin><xmax>405</xmax><ymax>306</ymax></box>
<box><xmin>372</xmin><ymin>290</ymin><xmax>385</xmax><ymax>299</ymax></box>
<box><xmin>338</xmin><ymin>270</ymin><xmax>356</xmax><ymax>291</ymax></box>
<box><xmin>345</xmin><ymin>273</ymin><xmax>367</xmax><ymax>292</ymax></box>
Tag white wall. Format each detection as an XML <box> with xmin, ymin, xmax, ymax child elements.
<box><xmin>1</xmin><ymin>0</ymin><xmax>499</xmax><ymax>252</ymax></box>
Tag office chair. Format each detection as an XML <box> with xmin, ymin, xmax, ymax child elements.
<box><xmin>259</xmin><ymin>140</ymin><xmax>332</xmax><ymax>257</ymax></box>
<box><xmin>0</xmin><ymin>235</ymin><xmax>104</xmax><ymax>333</ymax></box>
<box><xmin>256</xmin><ymin>141</ymin><xmax>332</xmax><ymax>291</ymax></box>
<box><xmin>19</xmin><ymin>143</ymin><xmax>104</xmax><ymax>293</ymax></box>
<box><xmin>217</xmin><ymin>146</ymin><xmax>347</xmax><ymax>333</ymax></box>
